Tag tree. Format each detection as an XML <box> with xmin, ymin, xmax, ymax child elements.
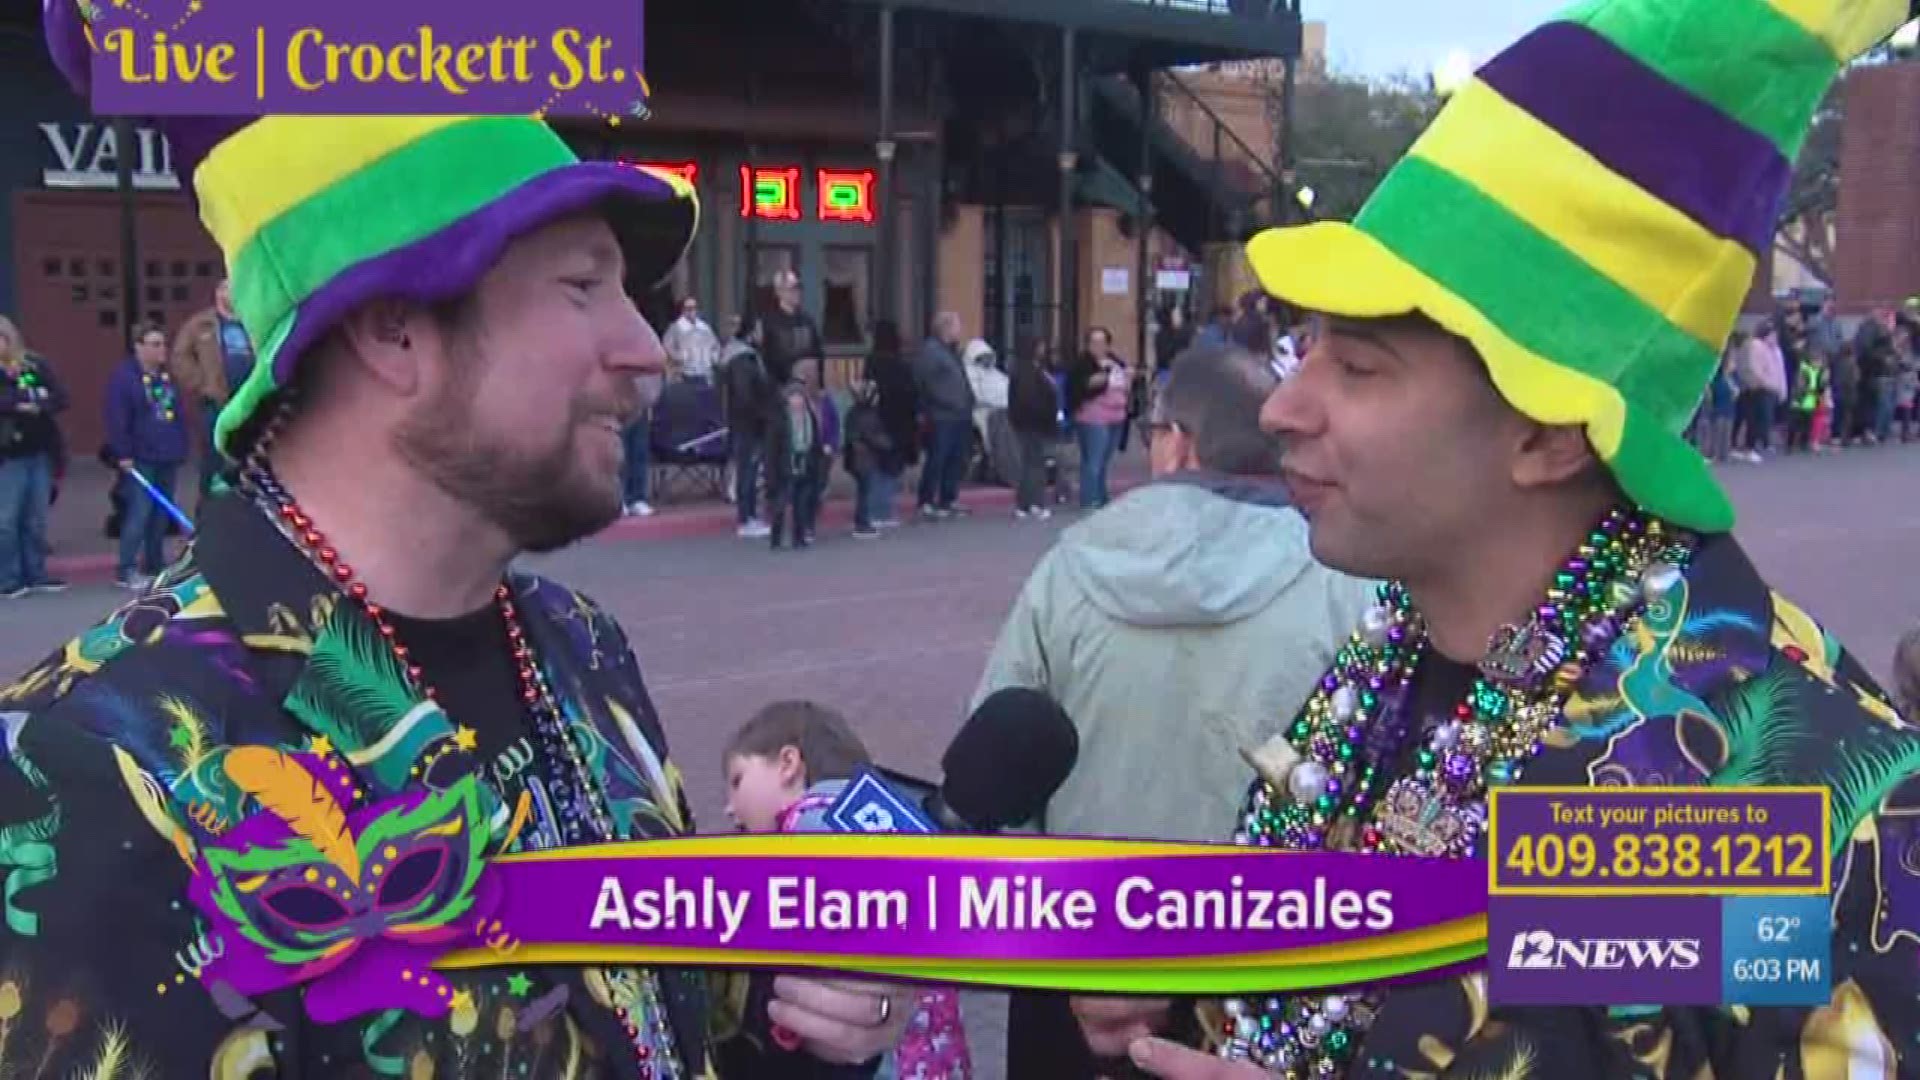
<box><xmin>1775</xmin><ymin>82</ymin><xmax>1842</xmax><ymax>288</ymax></box>
<box><xmin>1266</xmin><ymin>69</ymin><xmax>1441</xmax><ymax>222</ymax></box>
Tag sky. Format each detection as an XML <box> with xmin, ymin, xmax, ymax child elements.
<box><xmin>1300</xmin><ymin>0</ymin><xmax>1567</xmax><ymax>81</ymax></box>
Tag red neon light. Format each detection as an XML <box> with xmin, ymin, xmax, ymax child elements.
<box><xmin>626</xmin><ymin>160</ymin><xmax>698</xmax><ymax>187</ymax></box>
<box><xmin>740</xmin><ymin>165</ymin><xmax>802</xmax><ymax>221</ymax></box>
<box><xmin>816</xmin><ymin>168</ymin><xmax>877</xmax><ymax>224</ymax></box>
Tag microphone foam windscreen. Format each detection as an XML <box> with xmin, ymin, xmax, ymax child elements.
<box><xmin>940</xmin><ymin>688</ymin><xmax>1079</xmax><ymax>831</ymax></box>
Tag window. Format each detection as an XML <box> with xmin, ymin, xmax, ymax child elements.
<box><xmin>740</xmin><ymin>165</ymin><xmax>802</xmax><ymax>221</ymax></box>
<box><xmin>749</xmin><ymin>246</ymin><xmax>798</xmax><ymax>319</ymax></box>
<box><xmin>816</xmin><ymin>168</ymin><xmax>876</xmax><ymax>224</ymax></box>
<box><xmin>43</xmin><ymin>258</ymin><xmax>60</xmax><ymax>277</ymax></box>
<box><xmin>172</xmin><ymin>284</ymin><xmax>191</xmax><ymax>303</ymax></box>
<box><xmin>821</xmin><ymin>246</ymin><xmax>871</xmax><ymax>348</ymax></box>
<box><xmin>98</xmin><ymin>259</ymin><xmax>116</xmax><ymax>277</ymax></box>
<box><xmin>98</xmin><ymin>309</ymin><xmax>118</xmax><ymax>328</ymax></box>
<box><xmin>195</xmin><ymin>261</ymin><xmax>218</xmax><ymax>277</ymax></box>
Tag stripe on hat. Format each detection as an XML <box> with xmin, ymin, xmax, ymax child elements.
<box><xmin>1476</xmin><ymin>21</ymin><xmax>1787</xmax><ymax>258</ymax></box>
<box><xmin>1410</xmin><ymin>78</ymin><xmax>1756</xmax><ymax>350</ymax></box>
<box><xmin>1764</xmin><ymin>0</ymin><xmax>1912</xmax><ymax>59</ymax></box>
<box><xmin>225</xmin><ymin>118</ymin><xmax>576</xmax><ymax>351</ymax></box>
<box><xmin>1557</xmin><ymin>0</ymin><xmax>1838</xmax><ymax>157</ymax></box>
<box><xmin>1356</xmin><ymin>156</ymin><xmax>1720</xmax><ymax>438</ymax></box>
<box><xmin>196</xmin><ymin>116</ymin><xmax>470</xmax><ymax>259</ymax></box>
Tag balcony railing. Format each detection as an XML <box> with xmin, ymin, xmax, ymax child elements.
<box><xmin>1121</xmin><ymin>0</ymin><xmax>1290</xmax><ymax>17</ymax></box>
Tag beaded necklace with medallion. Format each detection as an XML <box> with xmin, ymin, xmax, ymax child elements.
<box><xmin>235</xmin><ymin>407</ymin><xmax>686</xmax><ymax>1079</ymax></box>
<box><xmin>1216</xmin><ymin>508</ymin><xmax>1694</xmax><ymax>1077</ymax></box>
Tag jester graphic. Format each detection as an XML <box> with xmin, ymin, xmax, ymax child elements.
<box><xmin>182</xmin><ymin>745</ymin><xmax>515</xmax><ymax>1023</ymax></box>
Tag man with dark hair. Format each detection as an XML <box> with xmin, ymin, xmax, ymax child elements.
<box><xmin>1095</xmin><ymin>0</ymin><xmax>1919</xmax><ymax>1075</ymax></box>
<box><xmin>976</xmin><ymin>344</ymin><xmax>1374</xmax><ymax>1077</ymax></box>
<box><xmin>3</xmin><ymin>15</ymin><xmax>914</xmax><ymax>1075</ymax></box>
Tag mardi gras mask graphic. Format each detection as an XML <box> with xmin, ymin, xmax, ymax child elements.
<box><xmin>187</xmin><ymin>747</ymin><xmax>507</xmax><ymax>1022</ymax></box>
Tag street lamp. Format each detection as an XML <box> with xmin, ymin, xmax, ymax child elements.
<box><xmin>1295</xmin><ymin>185</ymin><xmax>1316</xmax><ymax>210</ymax></box>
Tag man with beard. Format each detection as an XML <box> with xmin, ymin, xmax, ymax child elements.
<box><xmin>1079</xmin><ymin>0</ymin><xmax>1920</xmax><ymax>1076</ymax></box>
<box><xmin>0</xmin><ymin>14</ymin><xmax>913</xmax><ymax>1077</ymax></box>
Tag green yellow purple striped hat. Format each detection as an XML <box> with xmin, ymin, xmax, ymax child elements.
<box><xmin>192</xmin><ymin>117</ymin><xmax>698</xmax><ymax>454</ymax></box>
<box><xmin>1247</xmin><ymin>0</ymin><xmax>1918</xmax><ymax>532</ymax></box>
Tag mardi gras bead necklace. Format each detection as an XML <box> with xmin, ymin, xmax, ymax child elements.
<box><xmin>1219</xmin><ymin>508</ymin><xmax>1694</xmax><ymax>1077</ymax></box>
<box><xmin>142</xmin><ymin>368</ymin><xmax>178</xmax><ymax>422</ymax></box>
<box><xmin>236</xmin><ymin>400</ymin><xmax>685</xmax><ymax>1078</ymax></box>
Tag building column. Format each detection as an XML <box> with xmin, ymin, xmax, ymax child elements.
<box><xmin>114</xmin><ymin>117</ymin><xmax>139</xmax><ymax>345</ymax></box>
<box><xmin>1056</xmin><ymin>26</ymin><xmax>1079</xmax><ymax>357</ymax></box>
<box><xmin>875</xmin><ymin>4</ymin><xmax>898</xmax><ymax>330</ymax></box>
<box><xmin>1133</xmin><ymin>64</ymin><xmax>1155</xmax><ymax>371</ymax></box>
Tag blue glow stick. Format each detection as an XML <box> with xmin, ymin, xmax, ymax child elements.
<box><xmin>121</xmin><ymin>465</ymin><xmax>194</xmax><ymax>536</ymax></box>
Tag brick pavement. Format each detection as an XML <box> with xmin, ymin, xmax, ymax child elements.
<box><xmin>1</xmin><ymin>442</ymin><xmax>1915</xmax><ymax>1078</ymax></box>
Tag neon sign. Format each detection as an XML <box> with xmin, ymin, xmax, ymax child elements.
<box><xmin>740</xmin><ymin>165</ymin><xmax>802</xmax><ymax>221</ymax></box>
<box><xmin>816</xmin><ymin>168</ymin><xmax>877</xmax><ymax>224</ymax></box>
<box><xmin>626</xmin><ymin>160</ymin><xmax>698</xmax><ymax>187</ymax></box>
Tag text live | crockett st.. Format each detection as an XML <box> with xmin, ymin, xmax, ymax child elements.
<box><xmin>83</xmin><ymin>0</ymin><xmax>644</xmax><ymax>115</ymax></box>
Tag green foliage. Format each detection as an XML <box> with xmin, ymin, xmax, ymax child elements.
<box><xmin>1272</xmin><ymin>69</ymin><xmax>1441</xmax><ymax>221</ymax></box>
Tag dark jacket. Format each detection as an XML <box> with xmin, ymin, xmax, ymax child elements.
<box><xmin>761</xmin><ymin>307</ymin><xmax>825</xmax><ymax>389</ymax></box>
<box><xmin>767</xmin><ymin>386</ymin><xmax>840</xmax><ymax>489</ymax></box>
<box><xmin>0</xmin><ymin>492</ymin><xmax>875</xmax><ymax>1079</ymax></box>
<box><xmin>103</xmin><ymin>357</ymin><xmax>190</xmax><ymax>465</ymax></box>
<box><xmin>722</xmin><ymin>339</ymin><xmax>772</xmax><ymax>438</ymax></box>
<box><xmin>1008</xmin><ymin>356</ymin><xmax>1061</xmax><ymax>437</ymax></box>
<box><xmin>1065</xmin><ymin>351</ymin><xmax>1128</xmax><ymax>416</ymax></box>
<box><xmin>844</xmin><ymin>387</ymin><xmax>894</xmax><ymax>476</ymax></box>
<box><xmin>909</xmin><ymin>337</ymin><xmax>974</xmax><ymax>418</ymax></box>
<box><xmin>862</xmin><ymin>350</ymin><xmax>919</xmax><ymax>470</ymax></box>
<box><xmin>0</xmin><ymin>354</ymin><xmax>68</xmax><ymax>461</ymax></box>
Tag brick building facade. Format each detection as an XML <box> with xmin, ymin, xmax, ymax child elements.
<box><xmin>1834</xmin><ymin>59</ymin><xmax>1920</xmax><ymax>313</ymax></box>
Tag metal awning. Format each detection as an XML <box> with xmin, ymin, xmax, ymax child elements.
<box><xmin>831</xmin><ymin>0</ymin><xmax>1300</xmax><ymax>67</ymax></box>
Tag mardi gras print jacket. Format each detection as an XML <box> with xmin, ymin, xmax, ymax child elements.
<box><xmin>1210</xmin><ymin>534</ymin><xmax>1920</xmax><ymax>1079</ymax></box>
<box><xmin>0</xmin><ymin>494</ymin><xmax>814</xmax><ymax>1080</ymax></box>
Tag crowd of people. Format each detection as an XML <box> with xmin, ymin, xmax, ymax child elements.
<box><xmin>1697</xmin><ymin>296</ymin><xmax>1920</xmax><ymax>463</ymax></box>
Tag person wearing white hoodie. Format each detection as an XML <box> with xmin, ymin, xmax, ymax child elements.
<box><xmin>975</xmin><ymin>344</ymin><xmax>1375</xmax><ymax>1078</ymax></box>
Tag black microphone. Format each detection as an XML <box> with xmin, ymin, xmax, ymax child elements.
<box><xmin>924</xmin><ymin>687</ymin><xmax>1079</xmax><ymax>833</ymax></box>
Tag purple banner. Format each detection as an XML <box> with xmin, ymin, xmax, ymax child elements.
<box><xmin>1489</xmin><ymin>896</ymin><xmax>1724</xmax><ymax>1005</ymax></box>
<box><xmin>487</xmin><ymin>848</ymin><xmax>1486</xmax><ymax>961</ymax></box>
<box><xmin>1488</xmin><ymin>787</ymin><xmax>1828</xmax><ymax>895</ymax></box>
<box><xmin>84</xmin><ymin>0</ymin><xmax>644</xmax><ymax>116</ymax></box>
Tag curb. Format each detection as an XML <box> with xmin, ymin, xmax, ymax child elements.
<box><xmin>47</xmin><ymin>478</ymin><xmax>1133</xmax><ymax>585</ymax></box>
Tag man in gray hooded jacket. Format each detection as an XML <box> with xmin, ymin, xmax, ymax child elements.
<box><xmin>973</xmin><ymin>344</ymin><xmax>1374</xmax><ymax>844</ymax></box>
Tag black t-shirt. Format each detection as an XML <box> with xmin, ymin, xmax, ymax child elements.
<box><xmin>385</xmin><ymin>602</ymin><xmax>529</xmax><ymax>782</ymax></box>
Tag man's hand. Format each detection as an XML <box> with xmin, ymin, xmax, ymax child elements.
<box><xmin>1072</xmin><ymin>995</ymin><xmax>1173</xmax><ymax>1057</ymax></box>
<box><xmin>766</xmin><ymin>976</ymin><xmax>914</xmax><ymax>1065</ymax></box>
<box><xmin>1126</xmin><ymin>1038</ymin><xmax>1271</xmax><ymax>1080</ymax></box>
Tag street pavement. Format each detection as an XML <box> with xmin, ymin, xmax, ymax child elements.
<box><xmin>1</xmin><ymin>441</ymin><xmax>1916</xmax><ymax>1076</ymax></box>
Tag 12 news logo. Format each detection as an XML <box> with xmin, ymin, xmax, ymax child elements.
<box><xmin>1506</xmin><ymin>929</ymin><xmax>1704</xmax><ymax>972</ymax></box>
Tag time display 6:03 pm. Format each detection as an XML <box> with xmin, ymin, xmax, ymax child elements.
<box><xmin>1501</xmin><ymin>832</ymin><xmax>1818</xmax><ymax>883</ymax></box>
